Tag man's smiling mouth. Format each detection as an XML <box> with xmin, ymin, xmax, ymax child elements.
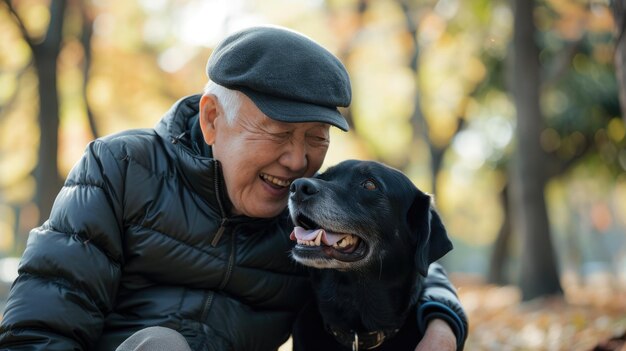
<box><xmin>260</xmin><ymin>173</ymin><xmax>292</xmax><ymax>188</ymax></box>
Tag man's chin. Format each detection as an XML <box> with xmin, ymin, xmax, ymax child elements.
<box><xmin>238</xmin><ymin>201</ymin><xmax>287</xmax><ymax>219</ymax></box>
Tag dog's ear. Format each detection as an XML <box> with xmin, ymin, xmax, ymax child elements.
<box><xmin>407</xmin><ymin>191</ymin><xmax>453</xmax><ymax>277</ymax></box>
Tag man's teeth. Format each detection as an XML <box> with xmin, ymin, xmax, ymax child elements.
<box><xmin>261</xmin><ymin>174</ymin><xmax>291</xmax><ymax>187</ymax></box>
<box><xmin>296</xmin><ymin>231</ymin><xmax>356</xmax><ymax>249</ymax></box>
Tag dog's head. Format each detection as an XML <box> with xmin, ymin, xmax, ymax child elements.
<box><xmin>288</xmin><ymin>159</ymin><xmax>452</xmax><ymax>275</ymax></box>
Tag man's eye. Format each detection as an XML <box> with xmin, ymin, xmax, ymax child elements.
<box><xmin>316</xmin><ymin>137</ymin><xmax>329</xmax><ymax>144</ymax></box>
<box><xmin>307</xmin><ymin>135</ymin><xmax>329</xmax><ymax>145</ymax></box>
<box><xmin>270</xmin><ymin>132</ymin><xmax>290</xmax><ymax>140</ymax></box>
<box><xmin>361</xmin><ymin>180</ymin><xmax>377</xmax><ymax>190</ymax></box>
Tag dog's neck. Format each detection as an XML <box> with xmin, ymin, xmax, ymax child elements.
<box><xmin>310</xmin><ymin>265</ymin><xmax>423</xmax><ymax>333</ymax></box>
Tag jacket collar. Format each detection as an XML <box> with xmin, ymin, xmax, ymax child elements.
<box><xmin>154</xmin><ymin>95</ymin><xmax>233</xmax><ymax>217</ymax></box>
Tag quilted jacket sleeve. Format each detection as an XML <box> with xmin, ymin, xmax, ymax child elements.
<box><xmin>416</xmin><ymin>263</ymin><xmax>468</xmax><ymax>350</ymax></box>
<box><xmin>0</xmin><ymin>140</ymin><xmax>126</xmax><ymax>350</ymax></box>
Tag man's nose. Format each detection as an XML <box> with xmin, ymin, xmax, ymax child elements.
<box><xmin>279</xmin><ymin>142</ymin><xmax>308</xmax><ymax>172</ymax></box>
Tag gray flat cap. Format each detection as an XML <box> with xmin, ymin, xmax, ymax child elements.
<box><xmin>206</xmin><ymin>26</ymin><xmax>351</xmax><ymax>131</ymax></box>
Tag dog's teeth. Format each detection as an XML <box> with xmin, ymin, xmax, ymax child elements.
<box><xmin>338</xmin><ymin>237</ymin><xmax>347</xmax><ymax>248</ymax></box>
<box><xmin>332</xmin><ymin>235</ymin><xmax>356</xmax><ymax>249</ymax></box>
<box><xmin>314</xmin><ymin>230</ymin><xmax>322</xmax><ymax>246</ymax></box>
<box><xmin>300</xmin><ymin>239</ymin><xmax>312</xmax><ymax>246</ymax></box>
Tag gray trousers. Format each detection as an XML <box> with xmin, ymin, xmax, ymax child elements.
<box><xmin>116</xmin><ymin>326</ymin><xmax>192</xmax><ymax>351</ymax></box>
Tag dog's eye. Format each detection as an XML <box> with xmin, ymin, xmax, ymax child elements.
<box><xmin>361</xmin><ymin>180</ymin><xmax>377</xmax><ymax>190</ymax></box>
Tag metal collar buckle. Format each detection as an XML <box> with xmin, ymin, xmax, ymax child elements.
<box><xmin>328</xmin><ymin>324</ymin><xmax>398</xmax><ymax>350</ymax></box>
<box><xmin>352</xmin><ymin>330</ymin><xmax>386</xmax><ymax>350</ymax></box>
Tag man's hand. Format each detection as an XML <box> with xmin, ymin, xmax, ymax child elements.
<box><xmin>414</xmin><ymin>319</ymin><xmax>457</xmax><ymax>351</ymax></box>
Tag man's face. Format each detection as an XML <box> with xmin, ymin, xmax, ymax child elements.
<box><xmin>200</xmin><ymin>93</ymin><xmax>331</xmax><ymax>218</ymax></box>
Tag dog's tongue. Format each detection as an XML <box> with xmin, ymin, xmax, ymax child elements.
<box><xmin>290</xmin><ymin>226</ymin><xmax>347</xmax><ymax>246</ymax></box>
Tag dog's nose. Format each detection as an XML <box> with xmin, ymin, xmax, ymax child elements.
<box><xmin>290</xmin><ymin>178</ymin><xmax>319</xmax><ymax>199</ymax></box>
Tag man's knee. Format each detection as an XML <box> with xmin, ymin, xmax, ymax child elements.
<box><xmin>116</xmin><ymin>326</ymin><xmax>192</xmax><ymax>351</ymax></box>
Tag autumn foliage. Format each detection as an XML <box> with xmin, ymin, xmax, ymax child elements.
<box><xmin>455</xmin><ymin>275</ymin><xmax>626</xmax><ymax>351</ymax></box>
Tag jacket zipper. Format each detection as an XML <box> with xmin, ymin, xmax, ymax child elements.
<box><xmin>200</xmin><ymin>290</ymin><xmax>214</xmax><ymax>321</ymax></box>
<box><xmin>211</xmin><ymin>217</ymin><xmax>228</xmax><ymax>247</ymax></box>
<box><xmin>211</xmin><ymin>161</ymin><xmax>229</xmax><ymax>247</ymax></box>
<box><xmin>219</xmin><ymin>228</ymin><xmax>237</xmax><ymax>290</ymax></box>
<box><xmin>211</xmin><ymin>162</ymin><xmax>237</xmax><ymax>289</ymax></box>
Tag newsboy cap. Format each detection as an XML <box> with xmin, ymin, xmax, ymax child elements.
<box><xmin>207</xmin><ymin>26</ymin><xmax>351</xmax><ymax>131</ymax></box>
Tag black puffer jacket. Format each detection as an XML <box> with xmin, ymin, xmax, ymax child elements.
<box><xmin>0</xmin><ymin>95</ymin><xmax>467</xmax><ymax>350</ymax></box>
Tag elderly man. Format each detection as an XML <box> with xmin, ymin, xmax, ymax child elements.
<box><xmin>0</xmin><ymin>26</ymin><xmax>466</xmax><ymax>350</ymax></box>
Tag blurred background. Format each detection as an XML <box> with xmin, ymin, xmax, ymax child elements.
<box><xmin>0</xmin><ymin>0</ymin><xmax>625</xmax><ymax>349</ymax></box>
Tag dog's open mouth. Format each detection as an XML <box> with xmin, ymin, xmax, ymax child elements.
<box><xmin>289</xmin><ymin>215</ymin><xmax>368</xmax><ymax>263</ymax></box>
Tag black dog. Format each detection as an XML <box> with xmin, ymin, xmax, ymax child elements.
<box><xmin>288</xmin><ymin>160</ymin><xmax>453</xmax><ymax>350</ymax></box>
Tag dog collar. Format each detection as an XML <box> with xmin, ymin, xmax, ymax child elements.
<box><xmin>326</xmin><ymin>324</ymin><xmax>400</xmax><ymax>350</ymax></box>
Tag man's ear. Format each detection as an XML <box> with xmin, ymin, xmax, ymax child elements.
<box><xmin>199</xmin><ymin>94</ymin><xmax>219</xmax><ymax>145</ymax></box>
<box><xmin>407</xmin><ymin>191</ymin><xmax>453</xmax><ymax>277</ymax></box>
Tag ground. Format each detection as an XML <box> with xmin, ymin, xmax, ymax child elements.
<box><xmin>453</xmin><ymin>273</ymin><xmax>626</xmax><ymax>351</ymax></box>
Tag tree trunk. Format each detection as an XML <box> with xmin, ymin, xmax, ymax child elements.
<box><xmin>510</xmin><ymin>0</ymin><xmax>563</xmax><ymax>300</ymax></box>
<box><xmin>612</xmin><ymin>0</ymin><xmax>626</xmax><ymax>125</ymax></box>
<box><xmin>32</xmin><ymin>0</ymin><xmax>66</xmax><ymax>223</ymax></box>
<box><xmin>400</xmin><ymin>0</ymin><xmax>439</xmax><ymax>194</ymax></box>
<box><xmin>79</xmin><ymin>1</ymin><xmax>98</xmax><ymax>139</ymax></box>
<box><xmin>487</xmin><ymin>184</ymin><xmax>512</xmax><ymax>285</ymax></box>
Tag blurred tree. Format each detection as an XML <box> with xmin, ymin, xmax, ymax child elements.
<box><xmin>77</xmin><ymin>1</ymin><xmax>98</xmax><ymax>139</ymax></box>
<box><xmin>510</xmin><ymin>0</ymin><xmax>563</xmax><ymax>300</ymax></box>
<box><xmin>612</xmin><ymin>0</ymin><xmax>626</xmax><ymax>124</ymax></box>
<box><xmin>400</xmin><ymin>0</ymin><xmax>466</xmax><ymax>196</ymax></box>
<box><xmin>4</xmin><ymin>0</ymin><xmax>66</xmax><ymax>225</ymax></box>
<box><xmin>487</xmin><ymin>184</ymin><xmax>511</xmax><ymax>284</ymax></box>
<box><xmin>332</xmin><ymin>0</ymin><xmax>368</xmax><ymax>131</ymax></box>
<box><xmin>483</xmin><ymin>0</ymin><xmax>620</xmax><ymax>290</ymax></box>
<box><xmin>1</xmin><ymin>0</ymin><xmax>102</xmax><ymax>240</ymax></box>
